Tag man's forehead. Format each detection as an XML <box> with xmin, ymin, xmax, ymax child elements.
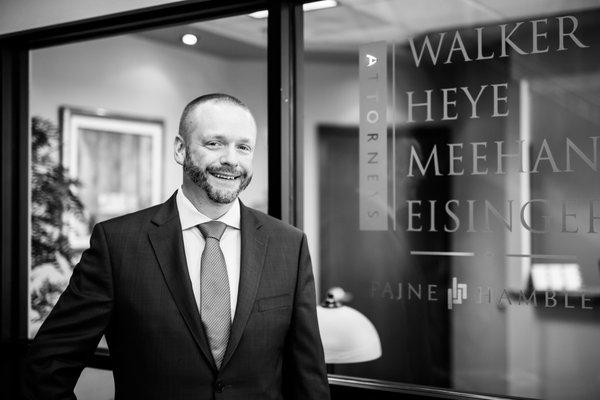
<box><xmin>192</xmin><ymin>101</ymin><xmax>253</xmax><ymax>121</ymax></box>
<box><xmin>189</xmin><ymin>101</ymin><xmax>257</xmax><ymax>139</ymax></box>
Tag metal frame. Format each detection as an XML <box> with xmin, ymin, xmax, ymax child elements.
<box><xmin>327</xmin><ymin>376</ymin><xmax>535</xmax><ymax>400</ymax></box>
<box><xmin>0</xmin><ymin>0</ymin><xmax>533</xmax><ymax>399</ymax></box>
<box><xmin>0</xmin><ymin>43</ymin><xmax>30</xmax><ymax>399</ymax></box>
<box><xmin>267</xmin><ymin>0</ymin><xmax>304</xmax><ymax>227</ymax></box>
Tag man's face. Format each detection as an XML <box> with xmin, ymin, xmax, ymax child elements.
<box><xmin>181</xmin><ymin>102</ymin><xmax>256</xmax><ymax>204</ymax></box>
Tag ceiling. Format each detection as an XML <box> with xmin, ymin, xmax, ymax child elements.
<box><xmin>137</xmin><ymin>0</ymin><xmax>600</xmax><ymax>59</ymax></box>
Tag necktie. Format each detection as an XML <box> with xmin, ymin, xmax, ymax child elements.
<box><xmin>198</xmin><ymin>221</ymin><xmax>230</xmax><ymax>369</ymax></box>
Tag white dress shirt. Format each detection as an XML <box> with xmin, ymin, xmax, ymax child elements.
<box><xmin>176</xmin><ymin>188</ymin><xmax>241</xmax><ymax>322</ymax></box>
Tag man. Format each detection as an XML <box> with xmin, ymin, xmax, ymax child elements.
<box><xmin>25</xmin><ymin>94</ymin><xmax>330</xmax><ymax>400</ymax></box>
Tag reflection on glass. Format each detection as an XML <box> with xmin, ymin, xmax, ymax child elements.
<box><xmin>304</xmin><ymin>1</ymin><xmax>600</xmax><ymax>399</ymax></box>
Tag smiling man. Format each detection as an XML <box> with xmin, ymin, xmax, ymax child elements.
<box><xmin>24</xmin><ymin>94</ymin><xmax>330</xmax><ymax>400</ymax></box>
<box><xmin>177</xmin><ymin>95</ymin><xmax>255</xmax><ymax>212</ymax></box>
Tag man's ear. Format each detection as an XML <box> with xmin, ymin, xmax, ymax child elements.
<box><xmin>174</xmin><ymin>135</ymin><xmax>186</xmax><ymax>166</ymax></box>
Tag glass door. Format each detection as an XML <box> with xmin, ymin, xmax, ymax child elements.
<box><xmin>303</xmin><ymin>1</ymin><xmax>600</xmax><ymax>398</ymax></box>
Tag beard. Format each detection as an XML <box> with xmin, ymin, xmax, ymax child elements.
<box><xmin>183</xmin><ymin>150</ymin><xmax>252</xmax><ymax>204</ymax></box>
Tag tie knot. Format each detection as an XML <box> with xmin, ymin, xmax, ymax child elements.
<box><xmin>198</xmin><ymin>220</ymin><xmax>227</xmax><ymax>240</ymax></box>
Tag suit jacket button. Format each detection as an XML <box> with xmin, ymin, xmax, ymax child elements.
<box><xmin>215</xmin><ymin>380</ymin><xmax>225</xmax><ymax>393</ymax></box>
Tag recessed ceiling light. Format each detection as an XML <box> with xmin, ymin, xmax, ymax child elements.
<box><xmin>303</xmin><ymin>0</ymin><xmax>338</xmax><ymax>12</ymax></box>
<box><xmin>249</xmin><ymin>0</ymin><xmax>338</xmax><ymax>19</ymax></box>
<box><xmin>248</xmin><ymin>10</ymin><xmax>269</xmax><ymax>19</ymax></box>
<box><xmin>182</xmin><ymin>34</ymin><xmax>198</xmax><ymax>46</ymax></box>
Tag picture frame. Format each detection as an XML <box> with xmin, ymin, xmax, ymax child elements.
<box><xmin>60</xmin><ymin>106</ymin><xmax>164</xmax><ymax>250</ymax></box>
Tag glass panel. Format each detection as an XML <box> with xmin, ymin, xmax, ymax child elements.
<box><xmin>303</xmin><ymin>1</ymin><xmax>600</xmax><ymax>398</ymax></box>
<box><xmin>29</xmin><ymin>11</ymin><xmax>267</xmax><ymax>388</ymax></box>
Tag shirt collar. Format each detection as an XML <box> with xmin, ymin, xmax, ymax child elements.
<box><xmin>176</xmin><ymin>187</ymin><xmax>241</xmax><ymax>231</ymax></box>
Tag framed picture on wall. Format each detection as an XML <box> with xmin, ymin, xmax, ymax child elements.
<box><xmin>60</xmin><ymin>106</ymin><xmax>164</xmax><ymax>250</ymax></box>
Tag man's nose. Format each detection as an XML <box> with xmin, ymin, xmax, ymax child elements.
<box><xmin>219</xmin><ymin>145</ymin><xmax>239</xmax><ymax>167</ymax></box>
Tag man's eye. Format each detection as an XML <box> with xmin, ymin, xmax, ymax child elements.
<box><xmin>206</xmin><ymin>141</ymin><xmax>221</xmax><ymax>148</ymax></box>
<box><xmin>238</xmin><ymin>145</ymin><xmax>252</xmax><ymax>152</ymax></box>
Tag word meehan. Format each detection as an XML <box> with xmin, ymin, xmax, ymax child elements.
<box><xmin>408</xmin><ymin>137</ymin><xmax>600</xmax><ymax>176</ymax></box>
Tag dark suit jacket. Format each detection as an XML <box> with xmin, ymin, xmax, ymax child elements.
<box><xmin>24</xmin><ymin>192</ymin><xmax>330</xmax><ymax>400</ymax></box>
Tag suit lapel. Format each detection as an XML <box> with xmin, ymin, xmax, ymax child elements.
<box><xmin>221</xmin><ymin>203</ymin><xmax>268</xmax><ymax>369</ymax></box>
<box><xmin>147</xmin><ymin>192</ymin><xmax>216</xmax><ymax>370</ymax></box>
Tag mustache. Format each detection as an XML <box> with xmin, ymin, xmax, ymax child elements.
<box><xmin>206</xmin><ymin>165</ymin><xmax>245</xmax><ymax>176</ymax></box>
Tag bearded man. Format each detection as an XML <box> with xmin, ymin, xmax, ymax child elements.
<box><xmin>24</xmin><ymin>94</ymin><xmax>330</xmax><ymax>400</ymax></box>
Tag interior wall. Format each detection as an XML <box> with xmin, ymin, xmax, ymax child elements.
<box><xmin>303</xmin><ymin>59</ymin><xmax>359</xmax><ymax>297</ymax></box>
<box><xmin>31</xmin><ymin>33</ymin><xmax>268</xmax><ymax>210</ymax></box>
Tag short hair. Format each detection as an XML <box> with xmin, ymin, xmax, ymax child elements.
<box><xmin>178</xmin><ymin>93</ymin><xmax>251</xmax><ymax>141</ymax></box>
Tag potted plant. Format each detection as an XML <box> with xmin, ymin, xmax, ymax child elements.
<box><xmin>29</xmin><ymin>116</ymin><xmax>85</xmax><ymax>336</ymax></box>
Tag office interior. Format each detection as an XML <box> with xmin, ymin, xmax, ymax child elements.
<box><xmin>2</xmin><ymin>0</ymin><xmax>600</xmax><ymax>399</ymax></box>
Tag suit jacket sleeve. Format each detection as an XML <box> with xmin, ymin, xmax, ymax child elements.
<box><xmin>283</xmin><ymin>233</ymin><xmax>330</xmax><ymax>400</ymax></box>
<box><xmin>24</xmin><ymin>223</ymin><xmax>114</xmax><ymax>400</ymax></box>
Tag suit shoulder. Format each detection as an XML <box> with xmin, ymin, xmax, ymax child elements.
<box><xmin>246</xmin><ymin>207</ymin><xmax>304</xmax><ymax>239</ymax></box>
<box><xmin>96</xmin><ymin>203</ymin><xmax>163</xmax><ymax>231</ymax></box>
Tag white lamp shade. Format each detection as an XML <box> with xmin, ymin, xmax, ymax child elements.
<box><xmin>317</xmin><ymin>305</ymin><xmax>382</xmax><ymax>363</ymax></box>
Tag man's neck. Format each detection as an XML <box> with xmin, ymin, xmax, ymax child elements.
<box><xmin>181</xmin><ymin>182</ymin><xmax>235</xmax><ymax>220</ymax></box>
